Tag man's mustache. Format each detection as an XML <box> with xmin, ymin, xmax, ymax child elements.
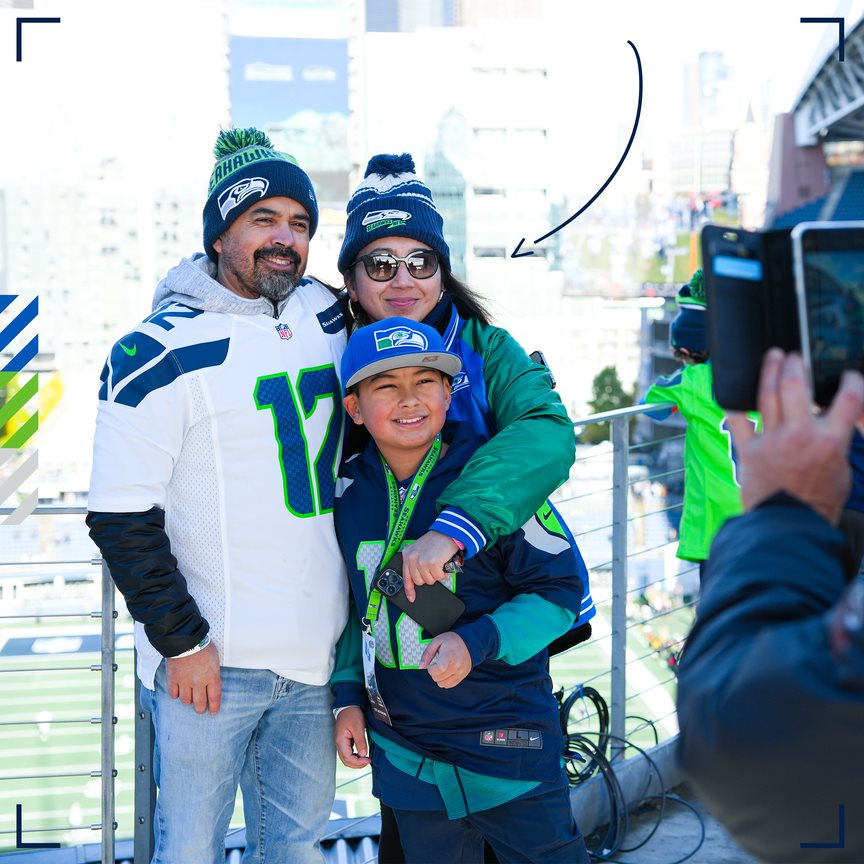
<box><xmin>255</xmin><ymin>246</ymin><xmax>301</xmax><ymax>267</ymax></box>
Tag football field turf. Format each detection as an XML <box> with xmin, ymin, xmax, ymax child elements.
<box><xmin>0</xmin><ymin>603</ymin><xmax>690</xmax><ymax>851</ymax></box>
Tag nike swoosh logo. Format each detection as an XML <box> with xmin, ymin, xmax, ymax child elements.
<box><xmin>119</xmin><ymin>342</ymin><xmax>137</xmax><ymax>356</ymax></box>
<box><xmin>542</xmin><ymin>509</ymin><xmax>552</xmax><ymax>520</ymax></box>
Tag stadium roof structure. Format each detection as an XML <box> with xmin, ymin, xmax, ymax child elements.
<box><xmin>793</xmin><ymin>12</ymin><xmax>864</xmax><ymax>146</ymax></box>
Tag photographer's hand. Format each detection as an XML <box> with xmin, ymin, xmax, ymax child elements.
<box><xmin>727</xmin><ymin>349</ymin><xmax>864</xmax><ymax>525</ymax></box>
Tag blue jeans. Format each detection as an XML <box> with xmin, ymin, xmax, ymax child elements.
<box><xmin>140</xmin><ymin>663</ymin><xmax>335</xmax><ymax>864</ymax></box>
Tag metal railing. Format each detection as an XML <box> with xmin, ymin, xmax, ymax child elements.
<box><xmin>0</xmin><ymin>402</ymin><xmax>686</xmax><ymax>861</ymax></box>
<box><xmin>0</xmin><ymin>506</ymin><xmax>115</xmax><ymax>862</ymax></box>
<box><xmin>570</xmin><ymin>403</ymin><xmax>681</xmax><ymax>757</ymax></box>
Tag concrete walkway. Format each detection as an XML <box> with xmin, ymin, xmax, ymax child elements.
<box><xmin>593</xmin><ymin>782</ymin><xmax>759</xmax><ymax>864</ymax></box>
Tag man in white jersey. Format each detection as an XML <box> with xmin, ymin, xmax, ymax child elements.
<box><xmin>86</xmin><ymin>128</ymin><xmax>347</xmax><ymax>864</ymax></box>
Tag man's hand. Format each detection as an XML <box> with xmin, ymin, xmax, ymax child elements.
<box><xmin>727</xmin><ymin>349</ymin><xmax>864</xmax><ymax>525</ymax></box>
<box><xmin>165</xmin><ymin>641</ymin><xmax>222</xmax><ymax>714</ymax></box>
<box><xmin>419</xmin><ymin>632</ymin><xmax>472</xmax><ymax>688</ymax></box>
<box><xmin>400</xmin><ymin>531</ymin><xmax>460</xmax><ymax>602</ymax></box>
<box><xmin>335</xmin><ymin>706</ymin><xmax>371</xmax><ymax>769</ymax></box>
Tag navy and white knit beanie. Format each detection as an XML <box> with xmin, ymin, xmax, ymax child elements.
<box><xmin>670</xmin><ymin>269</ymin><xmax>707</xmax><ymax>354</ymax></box>
<box><xmin>203</xmin><ymin>127</ymin><xmax>319</xmax><ymax>261</ymax></box>
<box><xmin>337</xmin><ymin>153</ymin><xmax>450</xmax><ymax>273</ymax></box>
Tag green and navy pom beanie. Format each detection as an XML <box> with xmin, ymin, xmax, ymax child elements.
<box><xmin>203</xmin><ymin>127</ymin><xmax>318</xmax><ymax>261</ymax></box>
<box><xmin>337</xmin><ymin>153</ymin><xmax>450</xmax><ymax>274</ymax></box>
<box><xmin>670</xmin><ymin>269</ymin><xmax>707</xmax><ymax>354</ymax></box>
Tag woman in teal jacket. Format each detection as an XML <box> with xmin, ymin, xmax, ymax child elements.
<box><xmin>339</xmin><ymin>153</ymin><xmax>579</xmax><ymax>586</ymax></box>
<box><xmin>337</xmin><ymin>153</ymin><xmax>593</xmax><ymax>863</ymax></box>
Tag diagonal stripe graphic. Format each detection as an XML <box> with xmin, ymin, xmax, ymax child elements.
<box><xmin>4</xmin><ymin>412</ymin><xmax>39</xmax><ymax>449</ymax></box>
<box><xmin>0</xmin><ymin>451</ymin><xmax>38</xmax><ymax>508</ymax></box>
<box><xmin>4</xmin><ymin>487</ymin><xmax>38</xmax><ymax>525</ymax></box>
<box><xmin>0</xmin><ymin>294</ymin><xmax>39</xmax><ymax>522</ymax></box>
<box><xmin>0</xmin><ymin>297</ymin><xmax>38</xmax><ymax>352</ymax></box>
<box><xmin>0</xmin><ymin>372</ymin><xmax>38</xmax><ymax>430</ymax></box>
<box><xmin>3</xmin><ymin>336</ymin><xmax>39</xmax><ymax>373</ymax></box>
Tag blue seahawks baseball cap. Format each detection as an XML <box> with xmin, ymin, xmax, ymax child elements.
<box><xmin>341</xmin><ymin>317</ymin><xmax>462</xmax><ymax>394</ymax></box>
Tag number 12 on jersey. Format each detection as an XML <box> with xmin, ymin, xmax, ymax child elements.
<box><xmin>254</xmin><ymin>364</ymin><xmax>342</xmax><ymax>517</ymax></box>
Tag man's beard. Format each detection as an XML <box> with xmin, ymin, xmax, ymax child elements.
<box><xmin>255</xmin><ymin>266</ymin><xmax>300</xmax><ymax>304</ymax></box>
<box><xmin>252</xmin><ymin>247</ymin><xmax>302</xmax><ymax>304</ymax></box>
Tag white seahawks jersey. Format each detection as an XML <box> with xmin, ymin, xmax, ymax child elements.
<box><xmin>89</xmin><ymin>276</ymin><xmax>348</xmax><ymax>688</ymax></box>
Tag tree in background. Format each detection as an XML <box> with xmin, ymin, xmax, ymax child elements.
<box><xmin>579</xmin><ymin>366</ymin><xmax>635</xmax><ymax>444</ymax></box>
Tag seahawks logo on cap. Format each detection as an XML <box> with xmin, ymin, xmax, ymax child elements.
<box><xmin>218</xmin><ymin>177</ymin><xmax>269</xmax><ymax>219</ymax></box>
<box><xmin>374</xmin><ymin>326</ymin><xmax>427</xmax><ymax>351</ymax></box>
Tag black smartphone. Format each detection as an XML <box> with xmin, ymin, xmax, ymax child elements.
<box><xmin>701</xmin><ymin>224</ymin><xmax>800</xmax><ymax>410</ymax></box>
<box><xmin>373</xmin><ymin>552</ymin><xmax>466</xmax><ymax>637</ymax></box>
<box><xmin>792</xmin><ymin>222</ymin><xmax>864</xmax><ymax>407</ymax></box>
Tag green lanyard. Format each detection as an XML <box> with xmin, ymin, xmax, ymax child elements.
<box><xmin>363</xmin><ymin>434</ymin><xmax>441</xmax><ymax>629</ymax></box>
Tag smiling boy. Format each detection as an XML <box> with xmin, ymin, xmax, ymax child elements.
<box><xmin>331</xmin><ymin>318</ymin><xmax>590</xmax><ymax>863</ymax></box>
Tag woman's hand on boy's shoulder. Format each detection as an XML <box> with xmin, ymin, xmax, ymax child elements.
<box><xmin>420</xmin><ymin>632</ymin><xmax>472</xmax><ymax>689</ymax></box>
<box><xmin>335</xmin><ymin>706</ymin><xmax>371</xmax><ymax>769</ymax></box>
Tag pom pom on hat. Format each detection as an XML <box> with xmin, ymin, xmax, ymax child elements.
<box><xmin>337</xmin><ymin>152</ymin><xmax>450</xmax><ymax>274</ymax></box>
<box><xmin>687</xmin><ymin>268</ymin><xmax>706</xmax><ymax>305</ymax></box>
<box><xmin>365</xmin><ymin>153</ymin><xmax>417</xmax><ymax>177</ymax></box>
<box><xmin>670</xmin><ymin>268</ymin><xmax>707</xmax><ymax>353</ymax></box>
<box><xmin>202</xmin><ymin>126</ymin><xmax>319</xmax><ymax>261</ymax></box>
<box><xmin>213</xmin><ymin>127</ymin><xmax>274</xmax><ymax>158</ymax></box>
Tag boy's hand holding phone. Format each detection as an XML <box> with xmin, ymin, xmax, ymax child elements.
<box><xmin>334</xmin><ymin>706</ymin><xmax>371</xmax><ymax>769</ymax></box>
<box><xmin>420</xmin><ymin>632</ymin><xmax>472</xmax><ymax>689</ymax></box>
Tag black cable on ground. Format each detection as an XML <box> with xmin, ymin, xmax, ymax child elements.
<box><xmin>559</xmin><ymin>688</ymin><xmax>706</xmax><ymax>864</ymax></box>
<box><xmin>559</xmin><ymin>684</ymin><xmax>610</xmax><ymax>784</ymax></box>
<box><xmin>567</xmin><ymin>731</ymin><xmax>629</xmax><ymax>857</ymax></box>
<box><xmin>601</xmin><ymin>732</ymin><xmax>667</xmax><ymax>853</ymax></box>
<box><xmin>589</xmin><ymin>794</ymin><xmax>706</xmax><ymax>864</ymax></box>
<box><xmin>568</xmin><ymin>730</ymin><xmax>664</xmax><ymax>859</ymax></box>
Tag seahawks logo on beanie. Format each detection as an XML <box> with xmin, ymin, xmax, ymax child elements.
<box><xmin>218</xmin><ymin>177</ymin><xmax>270</xmax><ymax>219</ymax></box>
<box><xmin>202</xmin><ymin>127</ymin><xmax>319</xmax><ymax>261</ymax></box>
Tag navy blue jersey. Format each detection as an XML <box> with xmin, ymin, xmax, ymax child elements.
<box><xmin>333</xmin><ymin>424</ymin><xmax>585</xmax><ymax>784</ymax></box>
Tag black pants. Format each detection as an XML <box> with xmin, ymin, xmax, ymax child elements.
<box><xmin>378</xmin><ymin>804</ymin><xmax>501</xmax><ymax>863</ymax></box>
<box><xmin>386</xmin><ymin>783</ymin><xmax>589</xmax><ymax>864</ymax></box>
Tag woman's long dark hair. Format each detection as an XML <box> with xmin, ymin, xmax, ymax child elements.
<box><xmin>344</xmin><ymin>258</ymin><xmax>493</xmax><ymax>334</ymax></box>
<box><xmin>440</xmin><ymin>266</ymin><xmax>493</xmax><ymax>327</ymax></box>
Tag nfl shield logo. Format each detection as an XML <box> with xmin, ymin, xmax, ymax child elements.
<box><xmin>275</xmin><ymin>323</ymin><xmax>293</xmax><ymax>340</ymax></box>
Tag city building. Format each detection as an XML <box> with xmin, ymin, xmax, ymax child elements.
<box><xmin>0</xmin><ymin>0</ymin><xmax>230</xmax><ymax>499</ymax></box>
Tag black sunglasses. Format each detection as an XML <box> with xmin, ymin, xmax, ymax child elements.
<box><xmin>351</xmin><ymin>250</ymin><xmax>439</xmax><ymax>282</ymax></box>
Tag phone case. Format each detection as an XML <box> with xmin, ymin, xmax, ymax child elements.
<box><xmin>373</xmin><ymin>552</ymin><xmax>466</xmax><ymax>636</ymax></box>
<box><xmin>792</xmin><ymin>221</ymin><xmax>864</xmax><ymax>407</ymax></box>
<box><xmin>701</xmin><ymin>225</ymin><xmax>768</xmax><ymax>410</ymax></box>
<box><xmin>701</xmin><ymin>225</ymin><xmax>799</xmax><ymax>411</ymax></box>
